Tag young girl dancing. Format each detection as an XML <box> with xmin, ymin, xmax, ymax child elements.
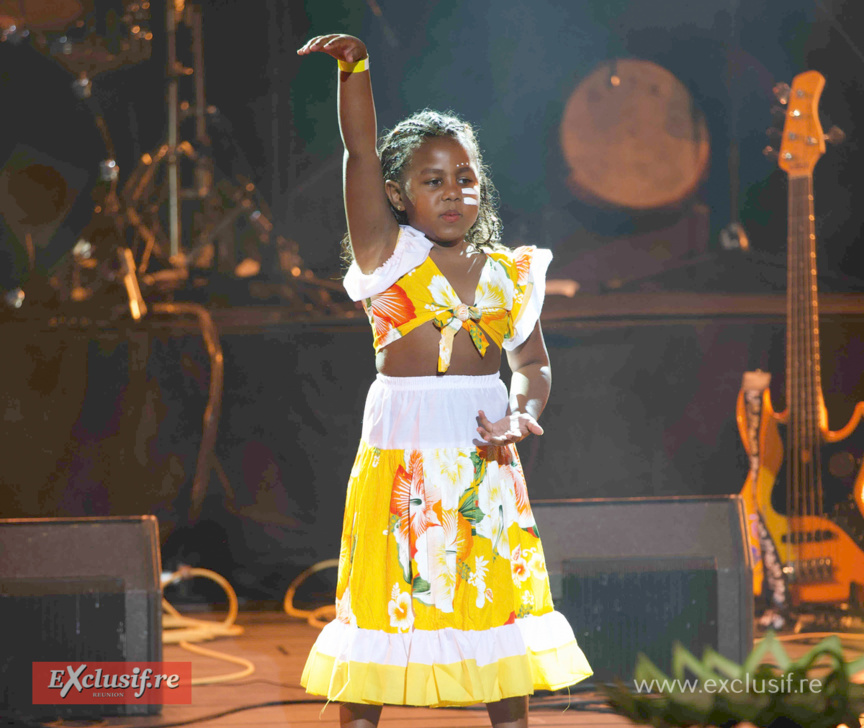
<box><xmin>296</xmin><ymin>33</ymin><xmax>592</xmax><ymax>728</ymax></box>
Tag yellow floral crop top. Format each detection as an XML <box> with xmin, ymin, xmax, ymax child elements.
<box><xmin>344</xmin><ymin>225</ymin><xmax>552</xmax><ymax>373</ymax></box>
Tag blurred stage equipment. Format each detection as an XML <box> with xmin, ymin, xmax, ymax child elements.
<box><xmin>719</xmin><ymin>0</ymin><xmax>750</xmax><ymax>254</ymax></box>
<box><xmin>0</xmin><ymin>515</ymin><xmax>162</xmax><ymax>719</ymax></box>
<box><xmin>0</xmin><ymin>146</ymin><xmax>89</xmax><ymax>300</ymax></box>
<box><xmin>560</xmin><ymin>58</ymin><xmax>710</xmax><ymax>211</ymax></box>
<box><xmin>736</xmin><ymin>71</ymin><xmax>864</xmax><ymax>630</ymax></box>
<box><xmin>533</xmin><ymin>495</ymin><xmax>753</xmax><ymax>684</ymax></box>
<box><xmin>556</xmin><ymin>58</ymin><xmax>715</xmax><ymax>293</ymax></box>
<box><xmin>1</xmin><ymin>0</ymin><xmax>344</xmax><ymax>314</ymax></box>
<box><xmin>1</xmin><ymin>0</ymin><xmax>350</xmax><ymax>530</ymax></box>
<box><xmin>0</xmin><ymin>0</ymin><xmax>151</xmax><ymax>76</ymax></box>
<box><xmin>0</xmin><ymin>0</ymin><xmax>151</xmax><ymax>313</ymax></box>
<box><xmin>120</xmin><ymin>0</ymin><xmax>341</xmax><ymax>312</ymax></box>
<box><xmin>0</xmin><ymin>0</ymin><xmax>151</xmax><ymax>177</ymax></box>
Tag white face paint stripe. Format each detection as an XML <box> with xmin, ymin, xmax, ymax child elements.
<box><xmin>462</xmin><ymin>186</ymin><xmax>479</xmax><ymax>205</ymax></box>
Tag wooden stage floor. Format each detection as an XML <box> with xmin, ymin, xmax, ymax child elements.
<box><xmin>31</xmin><ymin>610</ymin><xmax>864</xmax><ymax>728</ymax></box>
<box><xmin>93</xmin><ymin>610</ymin><xmax>634</xmax><ymax>728</ymax></box>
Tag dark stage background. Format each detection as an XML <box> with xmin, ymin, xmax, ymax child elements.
<box><xmin>3</xmin><ymin>0</ymin><xmax>864</xmax><ymax>284</ymax></box>
<box><xmin>3</xmin><ymin>312</ymin><xmax>864</xmax><ymax>600</ymax></box>
<box><xmin>2</xmin><ymin>0</ymin><xmax>864</xmax><ymax>601</ymax></box>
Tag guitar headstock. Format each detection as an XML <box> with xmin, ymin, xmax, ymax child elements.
<box><xmin>777</xmin><ymin>70</ymin><xmax>826</xmax><ymax>178</ymax></box>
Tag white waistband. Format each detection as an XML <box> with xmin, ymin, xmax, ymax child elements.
<box><xmin>362</xmin><ymin>373</ymin><xmax>509</xmax><ymax>450</ymax></box>
<box><xmin>374</xmin><ymin>372</ymin><xmax>502</xmax><ymax>390</ymax></box>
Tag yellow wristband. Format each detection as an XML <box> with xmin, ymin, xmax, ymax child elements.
<box><xmin>338</xmin><ymin>56</ymin><xmax>369</xmax><ymax>73</ymax></box>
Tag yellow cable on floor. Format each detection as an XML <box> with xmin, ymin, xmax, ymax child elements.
<box><xmin>283</xmin><ymin>559</ymin><xmax>338</xmax><ymax>629</ymax></box>
<box><xmin>162</xmin><ymin>566</ymin><xmax>255</xmax><ymax>685</ymax></box>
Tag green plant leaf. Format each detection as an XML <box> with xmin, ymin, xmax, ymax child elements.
<box><xmin>741</xmin><ymin>630</ymin><xmax>791</xmax><ymax>673</ymax></box>
<box><xmin>670</xmin><ymin>641</ymin><xmax>725</xmax><ymax>684</ymax></box>
<box><xmin>699</xmin><ymin>645</ymin><xmax>745</xmax><ymax>681</ymax></box>
<box><xmin>601</xmin><ymin>627</ymin><xmax>864</xmax><ymax>728</ymax></box>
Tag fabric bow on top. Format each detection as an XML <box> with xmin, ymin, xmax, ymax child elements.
<box><xmin>432</xmin><ymin>303</ymin><xmax>489</xmax><ymax>373</ymax></box>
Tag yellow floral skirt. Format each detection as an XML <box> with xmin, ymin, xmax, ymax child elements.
<box><xmin>301</xmin><ymin>373</ymin><xmax>592</xmax><ymax>707</ymax></box>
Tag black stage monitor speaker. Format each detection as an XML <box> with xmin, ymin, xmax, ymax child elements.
<box><xmin>0</xmin><ymin>516</ymin><xmax>162</xmax><ymax>718</ymax></box>
<box><xmin>533</xmin><ymin>495</ymin><xmax>753</xmax><ymax>684</ymax></box>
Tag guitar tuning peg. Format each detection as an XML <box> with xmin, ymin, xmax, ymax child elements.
<box><xmin>766</xmin><ymin>127</ymin><xmax>782</xmax><ymax>140</ymax></box>
<box><xmin>763</xmin><ymin>145</ymin><xmax>779</xmax><ymax>161</ymax></box>
<box><xmin>771</xmin><ymin>105</ymin><xmax>787</xmax><ymax>122</ymax></box>
<box><xmin>824</xmin><ymin>125</ymin><xmax>846</xmax><ymax>145</ymax></box>
<box><xmin>773</xmin><ymin>82</ymin><xmax>791</xmax><ymax>105</ymax></box>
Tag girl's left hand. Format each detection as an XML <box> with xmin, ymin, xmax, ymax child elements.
<box><xmin>476</xmin><ymin>410</ymin><xmax>544</xmax><ymax>446</ymax></box>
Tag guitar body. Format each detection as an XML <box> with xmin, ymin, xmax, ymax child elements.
<box><xmin>737</xmin><ymin>388</ymin><xmax>864</xmax><ymax>608</ymax></box>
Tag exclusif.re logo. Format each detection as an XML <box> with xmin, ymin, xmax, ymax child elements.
<box><xmin>32</xmin><ymin>662</ymin><xmax>192</xmax><ymax>704</ymax></box>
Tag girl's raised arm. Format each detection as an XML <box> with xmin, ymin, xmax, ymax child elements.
<box><xmin>297</xmin><ymin>34</ymin><xmax>399</xmax><ymax>273</ymax></box>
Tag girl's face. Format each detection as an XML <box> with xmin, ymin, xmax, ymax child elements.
<box><xmin>386</xmin><ymin>135</ymin><xmax>481</xmax><ymax>246</ymax></box>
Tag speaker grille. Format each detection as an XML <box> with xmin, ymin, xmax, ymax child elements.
<box><xmin>561</xmin><ymin>556</ymin><xmax>718</xmax><ymax>683</ymax></box>
<box><xmin>0</xmin><ymin>516</ymin><xmax>161</xmax><ymax>718</ymax></box>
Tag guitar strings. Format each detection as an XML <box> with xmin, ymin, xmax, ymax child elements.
<box><xmin>788</xmin><ymin>174</ymin><xmax>808</xmax><ymax>580</ymax></box>
<box><xmin>802</xmin><ymin>173</ymin><xmax>814</xmax><ymax>526</ymax></box>
<box><xmin>787</xmin><ymin>174</ymin><xmax>797</xmax><ymax>576</ymax></box>
<box><xmin>786</xmin><ymin>171</ymin><xmax>793</xmax><ymax>576</ymax></box>
<box><xmin>807</xmin><ymin>172</ymin><xmax>828</xmax><ymax>569</ymax></box>
<box><xmin>789</xmin><ymin>172</ymin><xmax>830</xmax><ymax>589</ymax></box>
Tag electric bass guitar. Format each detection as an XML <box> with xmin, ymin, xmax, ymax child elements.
<box><xmin>736</xmin><ymin>70</ymin><xmax>864</xmax><ymax>610</ymax></box>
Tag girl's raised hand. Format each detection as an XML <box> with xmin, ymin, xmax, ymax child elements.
<box><xmin>297</xmin><ymin>34</ymin><xmax>368</xmax><ymax>63</ymax></box>
<box><xmin>476</xmin><ymin>410</ymin><xmax>544</xmax><ymax>446</ymax></box>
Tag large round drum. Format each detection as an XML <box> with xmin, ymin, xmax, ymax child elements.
<box><xmin>0</xmin><ymin>0</ymin><xmax>151</xmax><ymax>78</ymax></box>
<box><xmin>560</xmin><ymin>58</ymin><xmax>710</xmax><ymax>210</ymax></box>
<box><xmin>0</xmin><ymin>0</ymin><xmax>88</xmax><ymax>32</ymax></box>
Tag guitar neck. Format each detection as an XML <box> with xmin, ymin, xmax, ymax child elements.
<box><xmin>786</xmin><ymin>173</ymin><xmax>824</xmax><ymax>433</ymax></box>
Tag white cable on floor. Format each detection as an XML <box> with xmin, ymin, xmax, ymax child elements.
<box><xmin>162</xmin><ymin>566</ymin><xmax>255</xmax><ymax>684</ymax></box>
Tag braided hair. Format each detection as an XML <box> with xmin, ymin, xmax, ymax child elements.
<box><xmin>342</xmin><ymin>109</ymin><xmax>503</xmax><ymax>262</ymax></box>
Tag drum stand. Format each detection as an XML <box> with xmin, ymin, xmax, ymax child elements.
<box><xmin>121</xmin><ymin>0</ymin><xmax>235</xmax><ymax>280</ymax></box>
<box><xmin>121</xmin><ymin>0</ymin><xmax>337</xmax><ymax>309</ymax></box>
